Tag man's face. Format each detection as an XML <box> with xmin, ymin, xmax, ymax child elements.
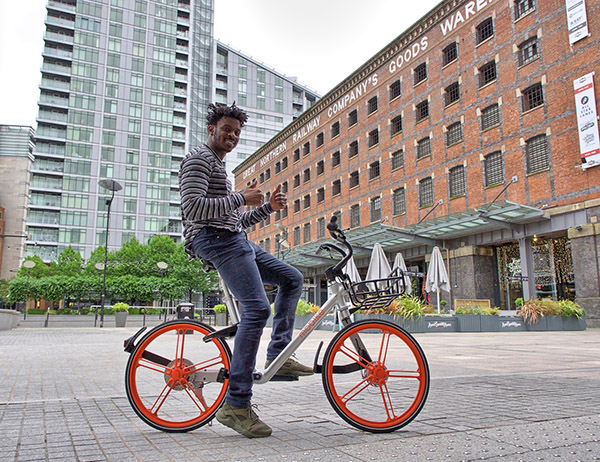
<box><xmin>208</xmin><ymin>116</ymin><xmax>242</xmax><ymax>155</ymax></box>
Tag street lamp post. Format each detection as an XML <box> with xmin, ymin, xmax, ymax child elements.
<box><xmin>98</xmin><ymin>179</ymin><xmax>122</xmax><ymax>328</ymax></box>
<box><xmin>156</xmin><ymin>261</ymin><xmax>168</xmax><ymax>321</ymax></box>
<box><xmin>22</xmin><ymin>260</ymin><xmax>36</xmax><ymax>320</ymax></box>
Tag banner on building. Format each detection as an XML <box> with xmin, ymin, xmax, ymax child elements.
<box><xmin>573</xmin><ymin>72</ymin><xmax>600</xmax><ymax>170</ymax></box>
<box><xmin>566</xmin><ymin>0</ymin><xmax>589</xmax><ymax>45</ymax></box>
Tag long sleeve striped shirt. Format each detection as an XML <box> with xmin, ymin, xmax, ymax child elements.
<box><xmin>179</xmin><ymin>144</ymin><xmax>273</xmax><ymax>258</ymax></box>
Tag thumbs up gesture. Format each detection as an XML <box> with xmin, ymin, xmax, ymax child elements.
<box><xmin>269</xmin><ymin>184</ymin><xmax>287</xmax><ymax>210</ymax></box>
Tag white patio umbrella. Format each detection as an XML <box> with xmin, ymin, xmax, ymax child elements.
<box><xmin>392</xmin><ymin>252</ymin><xmax>412</xmax><ymax>295</ymax></box>
<box><xmin>366</xmin><ymin>243</ymin><xmax>392</xmax><ymax>290</ymax></box>
<box><xmin>343</xmin><ymin>255</ymin><xmax>362</xmax><ymax>283</ymax></box>
<box><xmin>425</xmin><ymin>246</ymin><xmax>450</xmax><ymax>313</ymax></box>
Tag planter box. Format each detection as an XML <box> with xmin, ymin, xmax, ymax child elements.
<box><xmin>480</xmin><ymin>316</ymin><xmax>500</xmax><ymax>332</ymax></box>
<box><xmin>498</xmin><ymin>316</ymin><xmax>526</xmax><ymax>331</ymax></box>
<box><xmin>293</xmin><ymin>314</ymin><xmax>311</xmax><ymax>329</ymax></box>
<box><xmin>114</xmin><ymin>312</ymin><xmax>128</xmax><ymax>327</ymax></box>
<box><xmin>545</xmin><ymin>315</ymin><xmax>563</xmax><ymax>331</ymax></box>
<box><xmin>563</xmin><ymin>316</ymin><xmax>586</xmax><ymax>331</ymax></box>
<box><xmin>525</xmin><ymin>316</ymin><xmax>547</xmax><ymax>331</ymax></box>
<box><xmin>0</xmin><ymin>309</ymin><xmax>20</xmax><ymax>330</ymax></box>
<box><xmin>423</xmin><ymin>315</ymin><xmax>457</xmax><ymax>332</ymax></box>
<box><xmin>399</xmin><ymin>317</ymin><xmax>424</xmax><ymax>333</ymax></box>
<box><xmin>456</xmin><ymin>315</ymin><xmax>482</xmax><ymax>332</ymax></box>
<box><xmin>215</xmin><ymin>312</ymin><xmax>227</xmax><ymax>326</ymax></box>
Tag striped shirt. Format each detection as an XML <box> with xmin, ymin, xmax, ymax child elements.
<box><xmin>179</xmin><ymin>144</ymin><xmax>273</xmax><ymax>258</ymax></box>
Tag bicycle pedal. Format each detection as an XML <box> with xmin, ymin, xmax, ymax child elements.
<box><xmin>269</xmin><ymin>374</ymin><xmax>299</xmax><ymax>382</ymax></box>
<box><xmin>203</xmin><ymin>324</ymin><xmax>238</xmax><ymax>342</ymax></box>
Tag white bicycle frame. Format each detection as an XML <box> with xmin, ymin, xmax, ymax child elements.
<box><xmin>219</xmin><ymin>275</ymin><xmax>355</xmax><ymax>385</ymax></box>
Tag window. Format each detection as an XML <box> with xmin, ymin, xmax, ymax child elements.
<box><xmin>481</xmin><ymin>103</ymin><xmax>500</xmax><ymax>130</ymax></box>
<box><xmin>390</xmin><ymin>80</ymin><xmax>401</xmax><ymax>100</ymax></box>
<box><xmin>368</xmin><ymin>129</ymin><xmax>379</xmax><ymax>148</ymax></box>
<box><xmin>316</xmin><ymin>132</ymin><xmax>324</xmax><ymax>147</ymax></box>
<box><xmin>293</xmin><ymin>199</ymin><xmax>300</xmax><ymax>213</ymax></box>
<box><xmin>417</xmin><ymin>137</ymin><xmax>431</xmax><ymax>159</ymax></box>
<box><xmin>331</xmin><ymin>121</ymin><xmax>340</xmax><ymax>138</ymax></box>
<box><xmin>522</xmin><ymin>83</ymin><xmax>544</xmax><ymax>111</ymax></box>
<box><xmin>476</xmin><ymin>17</ymin><xmax>494</xmax><ymax>44</ymax></box>
<box><xmin>332</xmin><ymin>150</ymin><xmax>341</xmax><ymax>167</ymax></box>
<box><xmin>419</xmin><ymin>177</ymin><xmax>434</xmax><ymax>207</ymax></box>
<box><xmin>446</xmin><ymin>122</ymin><xmax>463</xmax><ymax>146</ymax></box>
<box><xmin>317</xmin><ymin>217</ymin><xmax>326</xmax><ymax>239</ymax></box>
<box><xmin>391</xmin><ymin>149</ymin><xmax>404</xmax><ymax>170</ymax></box>
<box><xmin>518</xmin><ymin>36</ymin><xmax>539</xmax><ymax>66</ymax></box>
<box><xmin>349</xmin><ymin>140</ymin><xmax>359</xmax><ymax>158</ymax></box>
<box><xmin>348</xmin><ymin>109</ymin><xmax>358</xmax><ymax>127</ymax></box>
<box><xmin>303</xmin><ymin>168</ymin><xmax>311</xmax><ymax>183</ymax></box>
<box><xmin>484</xmin><ymin>151</ymin><xmax>504</xmax><ymax>187</ymax></box>
<box><xmin>443</xmin><ymin>42</ymin><xmax>458</xmax><ymax>66</ymax></box>
<box><xmin>479</xmin><ymin>61</ymin><xmax>497</xmax><ymax>87</ymax></box>
<box><xmin>293</xmin><ymin>148</ymin><xmax>300</xmax><ymax>162</ymax></box>
<box><xmin>303</xmin><ymin>142</ymin><xmax>310</xmax><ymax>157</ymax></box>
<box><xmin>414</xmin><ymin>63</ymin><xmax>427</xmax><ymax>85</ymax></box>
<box><xmin>369</xmin><ymin>161</ymin><xmax>380</xmax><ymax>180</ymax></box>
<box><xmin>526</xmin><ymin>135</ymin><xmax>549</xmax><ymax>174</ymax></box>
<box><xmin>293</xmin><ymin>174</ymin><xmax>300</xmax><ymax>188</ymax></box>
<box><xmin>393</xmin><ymin>188</ymin><xmax>406</xmax><ymax>215</ymax></box>
<box><xmin>515</xmin><ymin>0</ymin><xmax>535</xmax><ymax>19</ymax></box>
<box><xmin>332</xmin><ymin>179</ymin><xmax>341</xmax><ymax>196</ymax></box>
<box><xmin>275</xmin><ymin>161</ymin><xmax>281</xmax><ymax>174</ymax></box>
<box><xmin>445</xmin><ymin>82</ymin><xmax>460</xmax><ymax>106</ymax></box>
<box><xmin>293</xmin><ymin>227</ymin><xmax>300</xmax><ymax>246</ymax></box>
<box><xmin>303</xmin><ymin>194</ymin><xmax>311</xmax><ymax>209</ymax></box>
<box><xmin>350</xmin><ymin>204</ymin><xmax>361</xmax><ymax>228</ymax></box>
<box><xmin>368</xmin><ymin>96</ymin><xmax>378</xmax><ymax>115</ymax></box>
<box><xmin>303</xmin><ymin>223</ymin><xmax>311</xmax><ymax>243</ymax></box>
<box><xmin>317</xmin><ymin>160</ymin><xmax>324</xmax><ymax>175</ymax></box>
<box><xmin>349</xmin><ymin>170</ymin><xmax>359</xmax><ymax>188</ymax></box>
<box><xmin>449</xmin><ymin>165</ymin><xmax>466</xmax><ymax>197</ymax></box>
<box><xmin>282</xmin><ymin>181</ymin><xmax>288</xmax><ymax>193</ymax></box>
<box><xmin>370</xmin><ymin>196</ymin><xmax>382</xmax><ymax>223</ymax></box>
<box><xmin>265</xmin><ymin>168</ymin><xmax>270</xmax><ymax>181</ymax></box>
<box><xmin>317</xmin><ymin>187</ymin><xmax>325</xmax><ymax>203</ymax></box>
<box><xmin>391</xmin><ymin>115</ymin><xmax>403</xmax><ymax>136</ymax></box>
<box><xmin>416</xmin><ymin>100</ymin><xmax>429</xmax><ymax>122</ymax></box>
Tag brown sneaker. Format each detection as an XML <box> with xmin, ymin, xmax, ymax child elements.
<box><xmin>265</xmin><ymin>355</ymin><xmax>314</xmax><ymax>376</ymax></box>
<box><xmin>215</xmin><ymin>403</ymin><xmax>272</xmax><ymax>438</ymax></box>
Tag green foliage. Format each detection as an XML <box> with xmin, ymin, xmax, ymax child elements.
<box><xmin>559</xmin><ymin>300</ymin><xmax>585</xmax><ymax>318</ymax></box>
<box><xmin>112</xmin><ymin>302</ymin><xmax>129</xmax><ymax>312</ymax></box>
<box><xmin>296</xmin><ymin>299</ymin><xmax>319</xmax><ymax>316</ymax></box>
<box><xmin>79</xmin><ymin>307</ymin><xmax>91</xmax><ymax>315</ymax></box>
<box><xmin>456</xmin><ymin>305</ymin><xmax>499</xmax><ymax>315</ymax></box>
<box><xmin>517</xmin><ymin>300</ymin><xmax>544</xmax><ymax>324</ymax></box>
<box><xmin>394</xmin><ymin>294</ymin><xmax>424</xmax><ymax>320</ymax></box>
<box><xmin>514</xmin><ymin>297</ymin><xmax>524</xmax><ymax>307</ymax></box>
<box><xmin>213</xmin><ymin>304</ymin><xmax>226</xmax><ymax>313</ymax></box>
<box><xmin>0</xmin><ymin>279</ymin><xmax>10</xmax><ymax>300</ymax></box>
<box><xmin>27</xmin><ymin>308</ymin><xmax>46</xmax><ymax>315</ymax></box>
<box><xmin>57</xmin><ymin>307</ymin><xmax>73</xmax><ymax>315</ymax></box>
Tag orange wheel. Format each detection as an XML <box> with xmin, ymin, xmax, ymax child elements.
<box><xmin>125</xmin><ymin>320</ymin><xmax>231</xmax><ymax>432</ymax></box>
<box><xmin>322</xmin><ymin>319</ymin><xmax>429</xmax><ymax>432</ymax></box>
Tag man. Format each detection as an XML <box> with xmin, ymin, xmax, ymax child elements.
<box><xmin>179</xmin><ymin>103</ymin><xmax>313</xmax><ymax>438</ymax></box>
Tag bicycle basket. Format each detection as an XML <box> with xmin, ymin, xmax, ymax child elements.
<box><xmin>348</xmin><ymin>268</ymin><xmax>407</xmax><ymax>311</ymax></box>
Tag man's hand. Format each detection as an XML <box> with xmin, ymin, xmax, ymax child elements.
<box><xmin>243</xmin><ymin>180</ymin><xmax>263</xmax><ymax>206</ymax></box>
<box><xmin>269</xmin><ymin>184</ymin><xmax>287</xmax><ymax>211</ymax></box>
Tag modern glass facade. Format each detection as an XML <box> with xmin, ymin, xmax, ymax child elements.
<box><xmin>28</xmin><ymin>0</ymin><xmax>211</xmax><ymax>261</ymax></box>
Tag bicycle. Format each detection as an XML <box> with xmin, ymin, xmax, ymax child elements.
<box><xmin>123</xmin><ymin>216</ymin><xmax>430</xmax><ymax>433</ymax></box>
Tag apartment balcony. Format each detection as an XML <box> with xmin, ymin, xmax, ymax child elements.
<box><xmin>176</xmin><ymin>44</ymin><xmax>188</xmax><ymax>54</ymax></box>
<box><xmin>42</xmin><ymin>47</ymin><xmax>72</xmax><ymax>61</ymax></box>
<box><xmin>29</xmin><ymin>198</ymin><xmax>61</xmax><ymax>209</ymax></box>
<box><xmin>36</xmin><ymin>93</ymin><xmax>69</xmax><ymax>108</ymax></box>
<box><xmin>174</xmin><ymin>87</ymin><xmax>187</xmax><ymax>97</ymax></box>
<box><xmin>45</xmin><ymin>15</ymin><xmax>75</xmax><ymax>30</ymax></box>
<box><xmin>48</xmin><ymin>0</ymin><xmax>76</xmax><ymax>13</ymax></box>
<box><xmin>25</xmin><ymin>244</ymin><xmax>59</xmax><ymax>261</ymax></box>
<box><xmin>37</xmin><ymin>110</ymin><xmax>68</xmax><ymax>125</ymax></box>
<box><xmin>26</xmin><ymin>228</ymin><xmax>60</xmax><ymax>243</ymax></box>
<box><xmin>31</xmin><ymin>160</ymin><xmax>64</xmax><ymax>174</ymax></box>
<box><xmin>40</xmin><ymin>77</ymin><xmax>70</xmax><ymax>91</ymax></box>
<box><xmin>172</xmin><ymin>131</ymin><xmax>185</xmax><ymax>141</ymax></box>
<box><xmin>178</xmin><ymin>0</ymin><xmax>190</xmax><ymax>11</ymax></box>
<box><xmin>175</xmin><ymin>59</ymin><xmax>188</xmax><ymax>69</ymax></box>
<box><xmin>176</xmin><ymin>30</ymin><xmax>189</xmax><ymax>40</ymax></box>
<box><xmin>44</xmin><ymin>30</ymin><xmax>74</xmax><ymax>45</ymax></box>
<box><xmin>177</xmin><ymin>16</ymin><xmax>190</xmax><ymax>26</ymax></box>
<box><xmin>173</xmin><ymin>116</ymin><xmax>186</xmax><ymax>126</ymax></box>
<box><xmin>35</xmin><ymin>126</ymin><xmax>67</xmax><ymax>142</ymax></box>
<box><xmin>175</xmin><ymin>72</ymin><xmax>187</xmax><ymax>83</ymax></box>
<box><xmin>27</xmin><ymin>215</ymin><xmax>60</xmax><ymax>227</ymax></box>
<box><xmin>41</xmin><ymin>61</ymin><xmax>71</xmax><ymax>77</ymax></box>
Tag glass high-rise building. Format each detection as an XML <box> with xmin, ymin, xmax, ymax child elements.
<box><xmin>28</xmin><ymin>0</ymin><xmax>212</xmax><ymax>261</ymax></box>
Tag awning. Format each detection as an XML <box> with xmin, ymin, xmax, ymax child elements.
<box><xmin>281</xmin><ymin>200</ymin><xmax>547</xmax><ymax>270</ymax></box>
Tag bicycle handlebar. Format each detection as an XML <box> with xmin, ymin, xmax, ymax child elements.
<box><xmin>319</xmin><ymin>215</ymin><xmax>353</xmax><ymax>282</ymax></box>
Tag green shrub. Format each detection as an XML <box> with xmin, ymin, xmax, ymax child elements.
<box><xmin>129</xmin><ymin>308</ymin><xmax>140</xmax><ymax>315</ymax></box>
<box><xmin>79</xmin><ymin>307</ymin><xmax>90</xmax><ymax>315</ymax></box>
<box><xmin>396</xmin><ymin>294</ymin><xmax>424</xmax><ymax>320</ymax></box>
<box><xmin>48</xmin><ymin>309</ymin><xmax>57</xmax><ymax>315</ymax></box>
<box><xmin>537</xmin><ymin>299</ymin><xmax>561</xmax><ymax>316</ymax></box>
<box><xmin>517</xmin><ymin>300</ymin><xmax>544</xmax><ymax>324</ymax></box>
<box><xmin>559</xmin><ymin>300</ymin><xmax>585</xmax><ymax>318</ymax></box>
<box><xmin>296</xmin><ymin>299</ymin><xmax>319</xmax><ymax>316</ymax></box>
<box><xmin>213</xmin><ymin>304</ymin><xmax>226</xmax><ymax>313</ymax></box>
<box><xmin>27</xmin><ymin>308</ymin><xmax>46</xmax><ymax>315</ymax></box>
<box><xmin>514</xmin><ymin>297</ymin><xmax>524</xmax><ymax>307</ymax></box>
<box><xmin>57</xmin><ymin>308</ymin><xmax>73</xmax><ymax>315</ymax></box>
<box><xmin>112</xmin><ymin>302</ymin><xmax>129</xmax><ymax>313</ymax></box>
<box><xmin>456</xmin><ymin>305</ymin><xmax>499</xmax><ymax>315</ymax></box>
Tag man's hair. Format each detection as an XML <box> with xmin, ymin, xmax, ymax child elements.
<box><xmin>206</xmin><ymin>102</ymin><xmax>248</xmax><ymax>127</ymax></box>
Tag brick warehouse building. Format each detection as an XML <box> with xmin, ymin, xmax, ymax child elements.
<box><xmin>232</xmin><ymin>0</ymin><xmax>600</xmax><ymax>326</ymax></box>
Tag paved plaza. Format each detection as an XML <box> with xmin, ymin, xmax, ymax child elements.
<box><xmin>0</xmin><ymin>325</ymin><xmax>598</xmax><ymax>462</ymax></box>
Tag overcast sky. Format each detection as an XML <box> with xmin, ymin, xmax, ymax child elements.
<box><xmin>0</xmin><ymin>0</ymin><xmax>440</xmax><ymax>128</ymax></box>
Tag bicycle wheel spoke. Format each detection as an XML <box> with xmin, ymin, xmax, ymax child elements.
<box><xmin>182</xmin><ymin>381</ymin><xmax>208</xmax><ymax>413</ymax></box>
<box><xmin>187</xmin><ymin>355</ymin><xmax>225</xmax><ymax>375</ymax></box>
<box><xmin>388</xmin><ymin>369</ymin><xmax>422</xmax><ymax>379</ymax></box>
<box><xmin>150</xmin><ymin>381</ymin><xmax>175</xmax><ymax>415</ymax></box>
<box><xmin>339</xmin><ymin>343</ymin><xmax>371</xmax><ymax>368</ymax></box>
<box><xmin>340</xmin><ymin>376</ymin><xmax>372</xmax><ymax>404</ymax></box>
<box><xmin>379</xmin><ymin>382</ymin><xmax>396</xmax><ymax>421</ymax></box>
<box><xmin>174</xmin><ymin>328</ymin><xmax>186</xmax><ymax>365</ymax></box>
<box><xmin>378</xmin><ymin>331</ymin><xmax>391</xmax><ymax>364</ymax></box>
<box><xmin>138</xmin><ymin>357</ymin><xmax>171</xmax><ymax>375</ymax></box>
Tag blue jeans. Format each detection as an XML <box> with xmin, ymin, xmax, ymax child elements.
<box><xmin>192</xmin><ymin>227</ymin><xmax>303</xmax><ymax>408</ymax></box>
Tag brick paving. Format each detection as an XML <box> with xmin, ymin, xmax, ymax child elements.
<box><xmin>0</xmin><ymin>326</ymin><xmax>598</xmax><ymax>461</ymax></box>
